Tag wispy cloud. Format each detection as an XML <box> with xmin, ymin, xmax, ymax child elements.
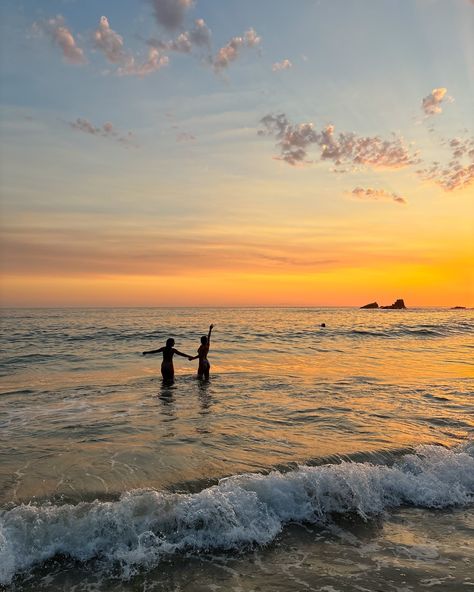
<box><xmin>33</xmin><ymin>15</ymin><xmax>86</xmax><ymax>65</ymax></box>
<box><xmin>150</xmin><ymin>0</ymin><xmax>194</xmax><ymax>31</ymax></box>
<box><xmin>417</xmin><ymin>134</ymin><xmax>474</xmax><ymax>191</ymax></box>
<box><xmin>421</xmin><ymin>87</ymin><xmax>452</xmax><ymax>116</ymax></box>
<box><xmin>272</xmin><ymin>59</ymin><xmax>292</xmax><ymax>72</ymax></box>
<box><xmin>68</xmin><ymin>118</ymin><xmax>136</xmax><ymax>146</ymax></box>
<box><xmin>213</xmin><ymin>28</ymin><xmax>261</xmax><ymax>71</ymax></box>
<box><xmin>148</xmin><ymin>18</ymin><xmax>212</xmax><ymax>54</ymax></box>
<box><xmin>3</xmin><ymin>222</ymin><xmax>431</xmax><ymax>280</ymax></box>
<box><xmin>350</xmin><ymin>187</ymin><xmax>407</xmax><ymax>204</ymax></box>
<box><xmin>259</xmin><ymin>113</ymin><xmax>419</xmax><ymax>169</ymax></box>
<box><xmin>176</xmin><ymin>132</ymin><xmax>196</xmax><ymax>142</ymax></box>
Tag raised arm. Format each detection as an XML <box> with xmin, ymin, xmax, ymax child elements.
<box><xmin>142</xmin><ymin>347</ymin><xmax>164</xmax><ymax>356</ymax></box>
<box><xmin>207</xmin><ymin>324</ymin><xmax>214</xmax><ymax>346</ymax></box>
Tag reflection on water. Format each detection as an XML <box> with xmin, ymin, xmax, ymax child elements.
<box><xmin>0</xmin><ymin>307</ymin><xmax>472</xmax><ymax>506</ymax></box>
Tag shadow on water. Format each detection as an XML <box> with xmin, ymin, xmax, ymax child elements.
<box><xmin>197</xmin><ymin>379</ymin><xmax>212</xmax><ymax>413</ymax></box>
<box><xmin>156</xmin><ymin>380</ymin><xmax>178</xmax><ymax>425</ymax></box>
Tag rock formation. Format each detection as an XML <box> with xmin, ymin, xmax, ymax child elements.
<box><xmin>360</xmin><ymin>302</ymin><xmax>379</xmax><ymax>309</ymax></box>
<box><xmin>381</xmin><ymin>299</ymin><xmax>406</xmax><ymax>309</ymax></box>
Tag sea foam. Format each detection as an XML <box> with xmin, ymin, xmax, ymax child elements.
<box><xmin>1</xmin><ymin>443</ymin><xmax>473</xmax><ymax>584</ymax></box>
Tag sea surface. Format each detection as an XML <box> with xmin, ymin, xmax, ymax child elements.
<box><xmin>0</xmin><ymin>307</ymin><xmax>473</xmax><ymax>591</ymax></box>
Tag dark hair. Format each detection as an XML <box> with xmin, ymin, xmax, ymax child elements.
<box><xmin>166</xmin><ymin>338</ymin><xmax>175</xmax><ymax>347</ymax></box>
<box><xmin>200</xmin><ymin>335</ymin><xmax>208</xmax><ymax>345</ymax></box>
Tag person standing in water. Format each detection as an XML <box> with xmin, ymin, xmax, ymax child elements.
<box><xmin>142</xmin><ymin>338</ymin><xmax>192</xmax><ymax>381</ymax></box>
<box><xmin>190</xmin><ymin>324</ymin><xmax>214</xmax><ymax>380</ymax></box>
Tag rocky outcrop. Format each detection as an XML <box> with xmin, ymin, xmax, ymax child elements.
<box><xmin>451</xmin><ymin>306</ymin><xmax>466</xmax><ymax>310</ymax></box>
<box><xmin>360</xmin><ymin>302</ymin><xmax>379</xmax><ymax>309</ymax></box>
<box><xmin>381</xmin><ymin>299</ymin><xmax>406</xmax><ymax>309</ymax></box>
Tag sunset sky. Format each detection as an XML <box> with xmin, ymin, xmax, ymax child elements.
<box><xmin>1</xmin><ymin>0</ymin><xmax>473</xmax><ymax>307</ymax></box>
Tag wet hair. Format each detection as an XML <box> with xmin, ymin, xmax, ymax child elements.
<box><xmin>166</xmin><ymin>338</ymin><xmax>175</xmax><ymax>347</ymax></box>
<box><xmin>200</xmin><ymin>335</ymin><xmax>208</xmax><ymax>345</ymax></box>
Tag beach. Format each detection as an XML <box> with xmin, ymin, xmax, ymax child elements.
<box><xmin>0</xmin><ymin>307</ymin><xmax>473</xmax><ymax>591</ymax></box>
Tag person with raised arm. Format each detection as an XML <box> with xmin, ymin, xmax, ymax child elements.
<box><xmin>190</xmin><ymin>324</ymin><xmax>214</xmax><ymax>380</ymax></box>
<box><xmin>143</xmin><ymin>338</ymin><xmax>192</xmax><ymax>382</ymax></box>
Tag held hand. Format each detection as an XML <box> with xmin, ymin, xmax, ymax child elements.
<box><xmin>209</xmin><ymin>324</ymin><xmax>214</xmax><ymax>330</ymax></box>
<box><xmin>188</xmin><ymin>356</ymin><xmax>193</xmax><ymax>361</ymax></box>
<box><xmin>142</xmin><ymin>352</ymin><xmax>147</xmax><ymax>356</ymax></box>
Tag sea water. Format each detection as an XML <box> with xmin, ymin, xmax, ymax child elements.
<box><xmin>0</xmin><ymin>307</ymin><xmax>473</xmax><ymax>591</ymax></box>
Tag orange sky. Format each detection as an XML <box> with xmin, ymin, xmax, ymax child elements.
<box><xmin>1</xmin><ymin>0</ymin><xmax>473</xmax><ymax>307</ymax></box>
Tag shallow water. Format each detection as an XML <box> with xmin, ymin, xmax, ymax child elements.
<box><xmin>0</xmin><ymin>307</ymin><xmax>473</xmax><ymax>590</ymax></box>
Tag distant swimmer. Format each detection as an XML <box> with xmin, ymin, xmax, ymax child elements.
<box><xmin>143</xmin><ymin>338</ymin><xmax>192</xmax><ymax>381</ymax></box>
<box><xmin>190</xmin><ymin>324</ymin><xmax>214</xmax><ymax>380</ymax></box>
<box><xmin>321</xmin><ymin>323</ymin><xmax>326</xmax><ymax>327</ymax></box>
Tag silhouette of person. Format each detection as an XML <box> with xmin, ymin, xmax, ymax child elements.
<box><xmin>143</xmin><ymin>338</ymin><xmax>192</xmax><ymax>381</ymax></box>
<box><xmin>189</xmin><ymin>324</ymin><xmax>214</xmax><ymax>380</ymax></box>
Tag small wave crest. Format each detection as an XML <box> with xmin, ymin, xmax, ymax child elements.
<box><xmin>1</xmin><ymin>443</ymin><xmax>473</xmax><ymax>584</ymax></box>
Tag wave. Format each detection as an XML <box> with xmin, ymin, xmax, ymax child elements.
<box><xmin>349</xmin><ymin>327</ymin><xmax>445</xmax><ymax>339</ymax></box>
<box><xmin>1</xmin><ymin>443</ymin><xmax>473</xmax><ymax>585</ymax></box>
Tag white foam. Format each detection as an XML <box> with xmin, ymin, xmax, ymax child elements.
<box><xmin>1</xmin><ymin>443</ymin><xmax>473</xmax><ymax>585</ymax></box>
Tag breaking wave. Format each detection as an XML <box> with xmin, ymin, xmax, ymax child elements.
<box><xmin>1</xmin><ymin>443</ymin><xmax>473</xmax><ymax>585</ymax></box>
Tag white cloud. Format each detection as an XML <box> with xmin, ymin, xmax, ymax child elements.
<box><xmin>117</xmin><ymin>48</ymin><xmax>169</xmax><ymax>77</ymax></box>
<box><xmin>421</xmin><ymin>87</ymin><xmax>451</xmax><ymax>116</ymax></box>
<box><xmin>34</xmin><ymin>15</ymin><xmax>86</xmax><ymax>65</ymax></box>
<box><xmin>91</xmin><ymin>17</ymin><xmax>168</xmax><ymax>77</ymax></box>
<box><xmin>259</xmin><ymin>113</ymin><xmax>419</xmax><ymax>169</ymax></box>
<box><xmin>213</xmin><ymin>28</ymin><xmax>261</xmax><ymax>71</ymax></box>
<box><xmin>93</xmin><ymin>16</ymin><xmax>127</xmax><ymax>64</ymax></box>
<box><xmin>272</xmin><ymin>59</ymin><xmax>292</xmax><ymax>72</ymax></box>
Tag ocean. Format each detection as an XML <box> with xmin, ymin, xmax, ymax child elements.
<box><xmin>0</xmin><ymin>307</ymin><xmax>473</xmax><ymax>591</ymax></box>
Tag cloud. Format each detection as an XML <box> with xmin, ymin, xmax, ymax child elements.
<box><xmin>272</xmin><ymin>59</ymin><xmax>292</xmax><ymax>72</ymax></box>
<box><xmin>259</xmin><ymin>113</ymin><xmax>419</xmax><ymax>169</ymax></box>
<box><xmin>150</xmin><ymin>0</ymin><xmax>194</xmax><ymax>31</ymax></box>
<box><xmin>148</xmin><ymin>18</ymin><xmax>212</xmax><ymax>54</ymax></box>
<box><xmin>176</xmin><ymin>132</ymin><xmax>196</xmax><ymax>142</ymax></box>
<box><xmin>213</xmin><ymin>28</ymin><xmax>261</xmax><ymax>71</ymax></box>
<box><xmin>421</xmin><ymin>87</ymin><xmax>451</xmax><ymax>116</ymax></box>
<box><xmin>93</xmin><ymin>16</ymin><xmax>128</xmax><ymax>64</ymax></box>
<box><xmin>92</xmin><ymin>16</ymin><xmax>168</xmax><ymax>77</ymax></box>
<box><xmin>117</xmin><ymin>47</ymin><xmax>169</xmax><ymax>77</ymax></box>
<box><xmin>258</xmin><ymin>113</ymin><xmax>318</xmax><ymax>165</ymax></box>
<box><xmin>69</xmin><ymin>118</ymin><xmax>136</xmax><ymax>146</ymax></box>
<box><xmin>33</xmin><ymin>15</ymin><xmax>86</xmax><ymax>65</ymax></box>
<box><xmin>350</xmin><ymin>187</ymin><xmax>407</xmax><ymax>205</ymax></box>
<box><xmin>417</xmin><ymin>134</ymin><xmax>474</xmax><ymax>191</ymax></box>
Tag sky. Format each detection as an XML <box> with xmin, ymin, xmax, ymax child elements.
<box><xmin>0</xmin><ymin>0</ymin><xmax>473</xmax><ymax>307</ymax></box>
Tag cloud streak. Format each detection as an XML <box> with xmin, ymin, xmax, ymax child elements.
<box><xmin>69</xmin><ymin>118</ymin><xmax>136</xmax><ymax>146</ymax></box>
<box><xmin>350</xmin><ymin>187</ymin><xmax>407</xmax><ymax>204</ymax></box>
<box><xmin>33</xmin><ymin>15</ymin><xmax>86</xmax><ymax>65</ymax></box>
<box><xmin>259</xmin><ymin>113</ymin><xmax>419</xmax><ymax>169</ymax></box>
